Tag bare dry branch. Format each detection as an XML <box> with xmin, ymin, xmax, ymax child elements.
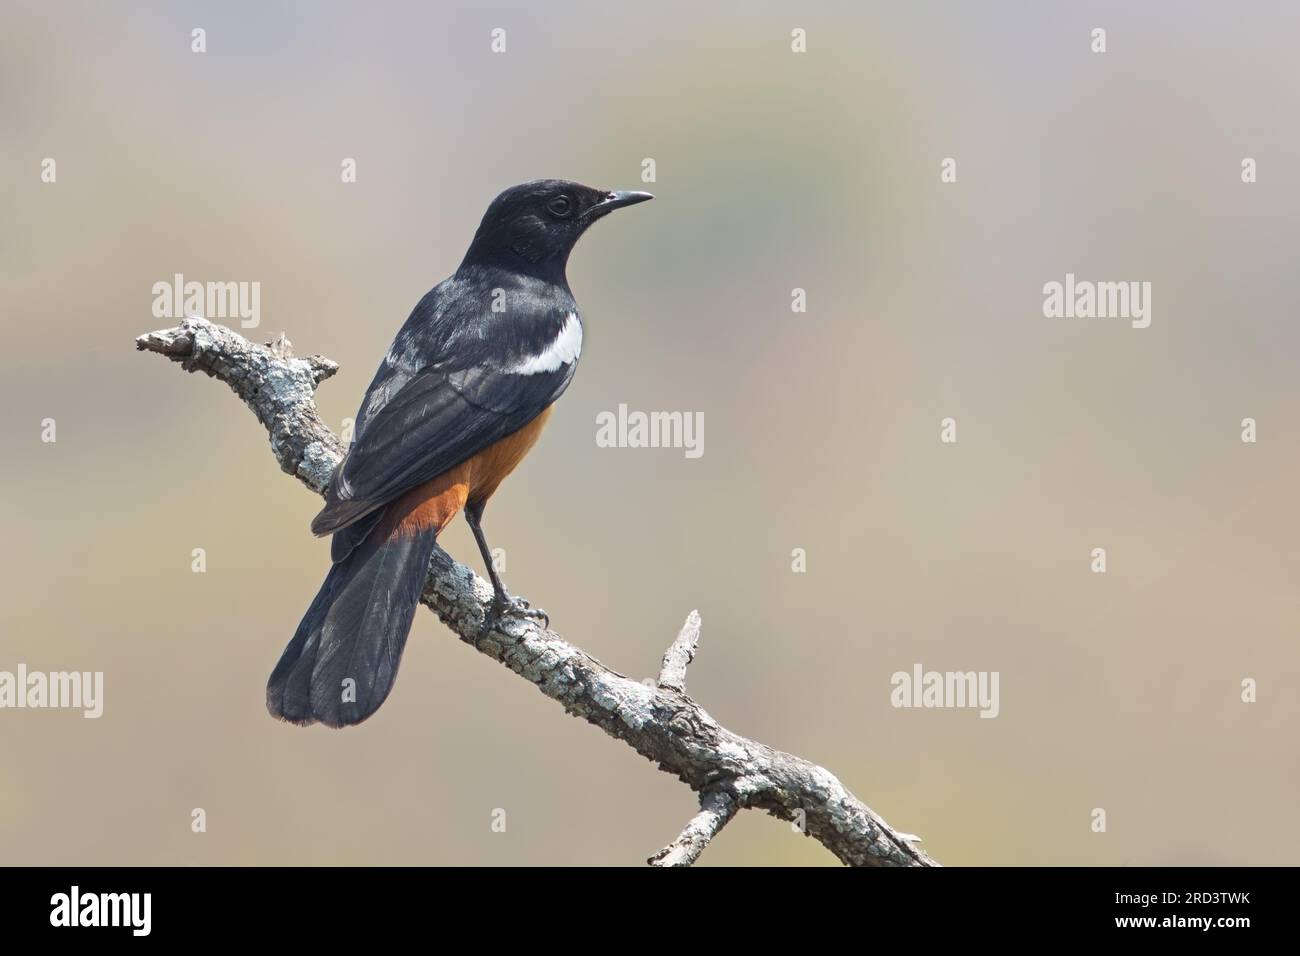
<box><xmin>648</xmin><ymin>789</ymin><xmax>738</xmax><ymax>866</ymax></box>
<box><xmin>657</xmin><ymin>609</ymin><xmax>701</xmax><ymax>692</ymax></box>
<box><xmin>137</xmin><ymin>316</ymin><xmax>938</xmax><ymax>868</ymax></box>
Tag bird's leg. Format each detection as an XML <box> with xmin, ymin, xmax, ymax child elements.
<box><xmin>463</xmin><ymin>501</ymin><xmax>548</xmax><ymax>628</ymax></box>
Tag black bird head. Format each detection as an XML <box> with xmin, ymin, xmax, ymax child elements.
<box><xmin>461</xmin><ymin>179</ymin><xmax>653</xmax><ymax>278</ymax></box>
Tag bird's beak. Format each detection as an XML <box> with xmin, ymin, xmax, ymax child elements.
<box><xmin>585</xmin><ymin>189</ymin><xmax>654</xmax><ymax>222</ymax></box>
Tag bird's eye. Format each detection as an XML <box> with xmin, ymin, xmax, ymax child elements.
<box><xmin>547</xmin><ymin>195</ymin><xmax>573</xmax><ymax>218</ymax></box>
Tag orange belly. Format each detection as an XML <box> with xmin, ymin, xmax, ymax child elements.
<box><xmin>389</xmin><ymin>406</ymin><xmax>554</xmax><ymax>537</ymax></box>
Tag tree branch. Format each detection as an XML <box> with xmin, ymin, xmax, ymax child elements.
<box><xmin>136</xmin><ymin>316</ymin><xmax>939</xmax><ymax>868</ymax></box>
<box><xmin>649</xmin><ymin>788</ymin><xmax>738</xmax><ymax>866</ymax></box>
<box><xmin>657</xmin><ymin>608</ymin><xmax>701</xmax><ymax>693</ymax></box>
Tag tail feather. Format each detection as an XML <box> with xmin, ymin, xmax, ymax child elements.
<box><xmin>267</xmin><ymin>513</ymin><xmax>439</xmax><ymax>728</ymax></box>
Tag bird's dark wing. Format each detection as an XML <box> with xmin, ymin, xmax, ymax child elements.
<box><xmin>312</xmin><ymin>306</ymin><xmax>579</xmax><ymax>537</ymax></box>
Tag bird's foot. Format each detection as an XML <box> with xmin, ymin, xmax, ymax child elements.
<box><xmin>488</xmin><ymin>594</ymin><xmax>549</xmax><ymax>630</ymax></box>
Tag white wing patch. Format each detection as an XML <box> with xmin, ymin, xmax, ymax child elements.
<box><xmin>508</xmin><ymin>312</ymin><xmax>582</xmax><ymax>375</ymax></box>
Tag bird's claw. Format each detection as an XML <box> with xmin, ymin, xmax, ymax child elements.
<box><xmin>489</xmin><ymin>595</ymin><xmax>549</xmax><ymax>630</ymax></box>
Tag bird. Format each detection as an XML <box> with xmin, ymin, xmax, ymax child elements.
<box><xmin>266</xmin><ymin>179</ymin><xmax>653</xmax><ymax>728</ymax></box>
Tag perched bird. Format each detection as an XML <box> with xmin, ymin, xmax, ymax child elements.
<box><xmin>267</xmin><ymin>180</ymin><xmax>653</xmax><ymax>727</ymax></box>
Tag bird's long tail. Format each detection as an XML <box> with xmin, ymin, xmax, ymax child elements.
<box><xmin>266</xmin><ymin>500</ymin><xmax>443</xmax><ymax>728</ymax></box>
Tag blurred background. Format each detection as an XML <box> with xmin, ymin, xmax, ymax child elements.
<box><xmin>2</xmin><ymin>0</ymin><xmax>1298</xmax><ymax>866</ymax></box>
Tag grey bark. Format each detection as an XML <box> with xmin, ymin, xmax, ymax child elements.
<box><xmin>136</xmin><ymin>316</ymin><xmax>938</xmax><ymax>868</ymax></box>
